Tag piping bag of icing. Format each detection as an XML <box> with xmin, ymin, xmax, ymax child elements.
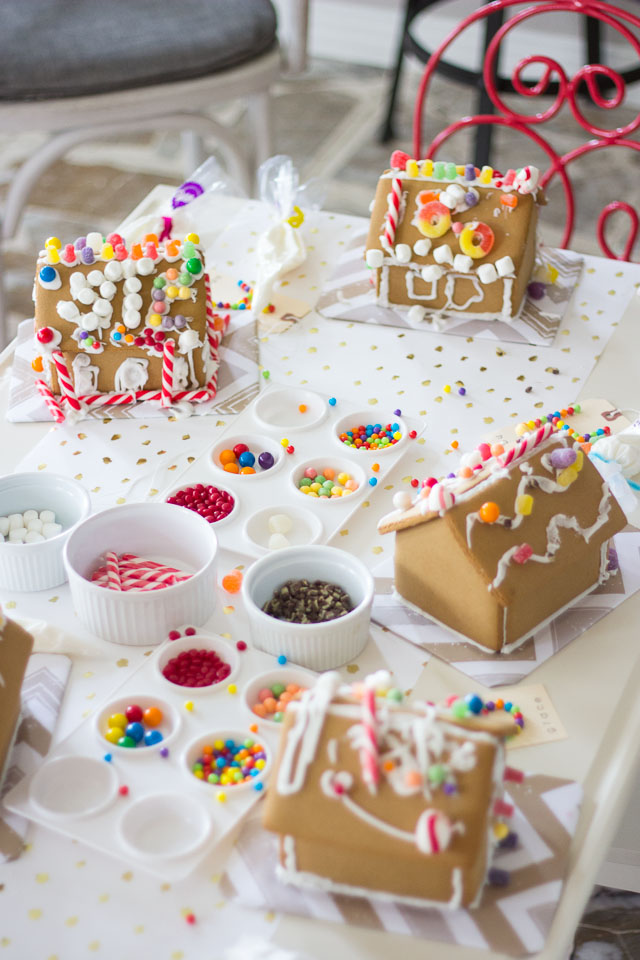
<box><xmin>251</xmin><ymin>155</ymin><xmax>324</xmax><ymax>316</ymax></box>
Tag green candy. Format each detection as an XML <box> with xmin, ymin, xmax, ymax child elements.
<box><xmin>274</xmin><ymin>711</ymin><xmax>284</xmax><ymax>723</ymax></box>
<box><xmin>452</xmin><ymin>701</ymin><xmax>469</xmax><ymax>719</ymax></box>
<box><xmin>386</xmin><ymin>687</ymin><xmax>403</xmax><ymax>702</ymax></box>
<box><xmin>181</xmin><ymin>241</ymin><xmax>196</xmax><ymax>259</ymax></box>
<box><xmin>314</xmin><ymin>475</ymin><xmax>326</xmax><ymax>484</ymax></box>
<box><xmin>207</xmin><ymin>772</ymin><xmax>219</xmax><ymax>784</ymax></box>
<box><xmin>271</xmin><ymin>682</ymin><xmax>286</xmax><ymax>697</ymax></box>
<box><xmin>118</xmin><ymin>735</ymin><xmax>136</xmax><ymax>748</ymax></box>
<box><xmin>322</xmin><ymin>480</ymin><xmax>334</xmax><ymax>490</ymax></box>
<box><xmin>186</xmin><ymin>257</ymin><xmax>202</xmax><ymax>275</ymax></box>
<box><xmin>299</xmin><ymin>477</ymin><xmax>311</xmax><ymax>487</ymax></box>
<box><xmin>243</xmin><ymin>738</ymin><xmax>254</xmax><ymax>749</ymax></box>
<box><xmin>192</xmin><ymin>762</ymin><xmax>203</xmax><ymax>772</ymax></box>
<box><xmin>445</xmin><ymin>162</ymin><xmax>457</xmax><ymax>179</ymax></box>
<box><xmin>179</xmin><ymin>271</ymin><xmax>192</xmax><ymax>285</ymax></box>
<box><xmin>153</xmin><ymin>276</ymin><xmax>166</xmax><ymax>288</ymax></box>
<box><xmin>428</xmin><ymin>763</ymin><xmax>446</xmax><ymax>786</ymax></box>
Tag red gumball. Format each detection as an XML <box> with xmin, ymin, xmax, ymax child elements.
<box><xmin>233</xmin><ymin>443</ymin><xmax>249</xmax><ymax>458</ymax></box>
<box><xmin>125</xmin><ymin>704</ymin><xmax>143</xmax><ymax>723</ymax></box>
<box><xmin>37</xmin><ymin>326</ymin><xmax>54</xmax><ymax>344</ymax></box>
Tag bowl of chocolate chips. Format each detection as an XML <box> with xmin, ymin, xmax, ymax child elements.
<box><xmin>242</xmin><ymin>545</ymin><xmax>374</xmax><ymax>670</ymax></box>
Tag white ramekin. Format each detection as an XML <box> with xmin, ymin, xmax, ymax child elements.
<box><xmin>242</xmin><ymin>545</ymin><xmax>373</xmax><ymax>670</ymax></box>
<box><xmin>0</xmin><ymin>472</ymin><xmax>91</xmax><ymax>592</ymax></box>
<box><xmin>64</xmin><ymin>503</ymin><xmax>218</xmax><ymax>646</ymax></box>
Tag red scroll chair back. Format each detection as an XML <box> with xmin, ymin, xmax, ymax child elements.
<box><xmin>413</xmin><ymin>0</ymin><xmax>640</xmax><ymax>260</ymax></box>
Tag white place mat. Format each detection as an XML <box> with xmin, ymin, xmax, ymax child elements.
<box><xmin>371</xmin><ymin>531</ymin><xmax>640</xmax><ymax>687</ymax></box>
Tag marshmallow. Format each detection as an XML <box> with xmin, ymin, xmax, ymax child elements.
<box><xmin>124</xmin><ymin>293</ymin><xmax>143</xmax><ymax>311</ymax></box>
<box><xmin>136</xmin><ymin>257</ymin><xmax>155</xmax><ymax>276</ymax></box>
<box><xmin>268</xmin><ymin>514</ymin><xmax>293</xmax><ymax>535</ymax></box>
<box><xmin>0</xmin><ymin>517</ymin><xmax>8</xmax><ymax>537</ymax></box>
<box><xmin>86</xmin><ymin>232</ymin><xmax>103</xmax><ymax>254</ymax></box>
<box><xmin>42</xmin><ymin>522</ymin><xmax>63</xmax><ymax>539</ymax></box>
<box><xmin>93</xmin><ymin>298</ymin><xmax>113</xmax><ymax>319</ymax></box>
<box><xmin>392</xmin><ymin>491</ymin><xmax>413</xmax><ymax>511</ymax></box>
<box><xmin>39</xmin><ymin>510</ymin><xmax>56</xmax><ymax>523</ymax></box>
<box><xmin>478</xmin><ymin>263</ymin><xmax>498</xmax><ymax>284</ymax></box>
<box><xmin>25</xmin><ymin>531</ymin><xmax>45</xmax><ymax>544</ymax></box>
<box><xmin>495</xmin><ymin>255</ymin><xmax>515</xmax><ymax>277</ymax></box>
<box><xmin>413</xmin><ymin>238</ymin><xmax>432</xmax><ymax>257</ymax></box>
<box><xmin>9</xmin><ymin>528</ymin><xmax>27</xmax><ymax>543</ymax></box>
<box><xmin>421</xmin><ymin>264</ymin><xmax>445</xmax><ymax>283</ymax></box>
<box><xmin>81</xmin><ymin>311</ymin><xmax>100</xmax><ymax>332</ymax></box>
<box><xmin>69</xmin><ymin>271</ymin><xmax>88</xmax><ymax>290</ymax></box>
<box><xmin>77</xmin><ymin>286</ymin><xmax>97</xmax><ymax>305</ymax></box>
<box><xmin>433</xmin><ymin>244</ymin><xmax>453</xmax><ymax>265</ymax></box>
<box><xmin>453</xmin><ymin>254</ymin><xmax>473</xmax><ymax>273</ymax></box>
<box><xmin>99</xmin><ymin>281</ymin><xmax>117</xmax><ymax>300</ymax></box>
<box><xmin>104</xmin><ymin>260</ymin><xmax>123</xmax><ymax>282</ymax></box>
<box><xmin>57</xmin><ymin>300</ymin><xmax>80</xmax><ymax>321</ymax></box>
<box><xmin>268</xmin><ymin>533</ymin><xmax>290</xmax><ymax>550</ymax></box>
<box><xmin>407</xmin><ymin>305</ymin><xmax>425</xmax><ymax>325</ymax></box>
<box><xmin>394</xmin><ymin>243</ymin><xmax>412</xmax><ymax>264</ymax></box>
<box><xmin>122</xmin><ymin>260</ymin><xmax>137</xmax><ymax>279</ymax></box>
<box><xmin>23</xmin><ymin>509</ymin><xmax>38</xmax><ymax>523</ymax></box>
<box><xmin>124</xmin><ymin>310</ymin><xmax>141</xmax><ymax>329</ymax></box>
<box><xmin>365</xmin><ymin>249</ymin><xmax>383</xmax><ymax>269</ymax></box>
<box><xmin>27</xmin><ymin>518</ymin><xmax>43</xmax><ymax>533</ymax></box>
<box><xmin>87</xmin><ymin>269</ymin><xmax>105</xmax><ymax>287</ymax></box>
<box><xmin>445</xmin><ymin>183</ymin><xmax>465</xmax><ymax>202</ymax></box>
<box><xmin>439</xmin><ymin>192</ymin><xmax>456</xmax><ymax>210</ymax></box>
<box><xmin>123</xmin><ymin>276</ymin><xmax>142</xmax><ymax>294</ymax></box>
<box><xmin>8</xmin><ymin>513</ymin><xmax>23</xmax><ymax>530</ymax></box>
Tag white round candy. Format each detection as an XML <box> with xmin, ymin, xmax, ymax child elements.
<box><xmin>394</xmin><ymin>243</ymin><xmax>412</xmax><ymax>264</ymax></box>
<box><xmin>86</xmin><ymin>232</ymin><xmax>103</xmax><ymax>254</ymax></box>
<box><xmin>23</xmin><ymin>509</ymin><xmax>38</xmax><ymax>523</ymax></box>
<box><xmin>124</xmin><ymin>293</ymin><xmax>142</xmax><ymax>311</ymax></box>
<box><xmin>122</xmin><ymin>260</ymin><xmax>137</xmax><ymax>279</ymax></box>
<box><xmin>9</xmin><ymin>528</ymin><xmax>27</xmax><ymax>542</ymax></box>
<box><xmin>56</xmin><ymin>300</ymin><xmax>80</xmax><ymax>321</ymax></box>
<box><xmin>123</xmin><ymin>309</ymin><xmax>141</xmax><ymax>329</ymax></box>
<box><xmin>42</xmin><ymin>522</ymin><xmax>63</xmax><ymax>539</ymax></box>
<box><xmin>99</xmin><ymin>281</ymin><xmax>117</xmax><ymax>300</ymax></box>
<box><xmin>39</xmin><ymin>509</ymin><xmax>55</xmax><ymax>523</ymax></box>
<box><xmin>268</xmin><ymin>513</ymin><xmax>293</xmax><ymax>535</ymax></box>
<box><xmin>365</xmin><ymin>249</ymin><xmax>383</xmax><ymax>269</ymax></box>
<box><xmin>268</xmin><ymin>533</ymin><xmax>290</xmax><ymax>551</ymax></box>
<box><xmin>136</xmin><ymin>257</ymin><xmax>154</xmax><ymax>276</ymax></box>
<box><xmin>104</xmin><ymin>260</ymin><xmax>123</xmax><ymax>282</ymax></box>
<box><xmin>413</xmin><ymin>238</ymin><xmax>431</xmax><ymax>257</ymax></box>
<box><xmin>93</xmin><ymin>298</ymin><xmax>113</xmax><ymax>318</ymax></box>
<box><xmin>81</xmin><ymin>312</ymin><xmax>99</xmax><ymax>332</ymax></box>
<box><xmin>25</xmin><ymin>531</ymin><xmax>45</xmax><ymax>544</ymax></box>
<box><xmin>27</xmin><ymin>518</ymin><xmax>43</xmax><ymax>533</ymax></box>
<box><xmin>123</xmin><ymin>277</ymin><xmax>142</xmax><ymax>294</ymax></box>
<box><xmin>69</xmin><ymin>271</ymin><xmax>88</xmax><ymax>290</ymax></box>
<box><xmin>8</xmin><ymin>513</ymin><xmax>23</xmax><ymax>530</ymax></box>
<box><xmin>87</xmin><ymin>269</ymin><xmax>105</xmax><ymax>287</ymax></box>
<box><xmin>0</xmin><ymin>517</ymin><xmax>8</xmax><ymax>537</ymax></box>
<box><xmin>77</xmin><ymin>287</ymin><xmax>97</xmax><ymax>305</ymax></box>
<box><xmin>392</xmin><ymin>491</ymin><xmax>413</xmax><ymax>511</ymax></box>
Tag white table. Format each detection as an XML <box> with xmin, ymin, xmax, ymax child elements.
<box><xmin>1</xmin><ymin>191</ymin><xmax>640</xmax><ymax>960</ymax></box>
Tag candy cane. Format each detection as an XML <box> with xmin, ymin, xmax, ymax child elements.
<box><xmin>161</xmin><ymin>338</ymin><xmax>175</xmax><ymax>408</ymax></box>
<box><xmin>499</xmin><ymin>422</ymin><xmax>554</xmax><ymax>468</ymax></box>
<box><xmin>360</xmin><ymin>687</ymin><xmax>379</xmax><ymax>794</ymax></box>
<box><xmin>383</xmin><ymin>177</ymin><xmax>403</xmax><ymax>252</ymax></box>
<box><xmin>52</xmin><ymin>350</ymin><xmax>82</xmax><ymax>413</ymax></box>
<box><xmin>36</xmin><ymin>379</ymin><xmax>65</xmax><ymax>423</ymax></box>
<box><xmin>104</xmin><ymin>551</ymin><xmax>122</xmax><ymax>591</ymax></box>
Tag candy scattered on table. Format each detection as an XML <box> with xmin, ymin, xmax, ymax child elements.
<box><xmin>297</xmin><ymin>466</ymin><xmax>359</xmax><ymax>498</ymax></box>
<box><xmin>447</xmin><ymin>692</ymin><xmax>524</xmax><ymax>733</ymax></box>
<box><xmin>103</xmin><ymin>703</ymin><xmax>166</xmax><ymax>748</ymax></box>
<box><xmin>190</xmin><ymin>736</ymin><xmax>267</xmax><ymax>786</ymax></box>
<box><xmin>90</xmin><ymin>552</ymin><xmax>192</xmax><ymax>592</ymax></box>
<box><xmin>251</xmin><ymin>680</ymin><xmax>308</xmax><ymax>722</ymax></box>
<box><xmin>0</xmin><ymin>508</ymin><xmax>63</xmax><ymax>543</ymax></box>
<box><xmin>338</xmin><ymin>421</ymin><xmax>402</xmax><ymax>450</ymax></box>
<box><xmin>219</xmin><ymin>443</ymin><xmax>275</xmax><ymax>475</ymax></box>
<box><xmin>166</xmin><ymin>484</ymin><xmax>234</xmax><ymax>523</ymax></box>
<box><xmin>162</xmin><ymin>647</ymin><xmax>232</xmax><ymax>688</ymax></box>
<box><xmin>221</xmin><ymin>569</ymin><xmax>243</xmax><ymax>593</ymax></box>
<box><xmin>263</xmin><ymin>579</ymin><xmax>354</xmax><ymax>624</ymax></box>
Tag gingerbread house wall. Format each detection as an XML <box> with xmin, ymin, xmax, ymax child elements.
<box><xmin>0</xmin><ymin>618</ymin><xmax>34</xmax><ymax>779</ymax></box>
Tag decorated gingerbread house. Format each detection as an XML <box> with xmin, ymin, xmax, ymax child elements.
<box><xmin>263</xmin><ymin>671</ymin><xmax>520</xmax><ymax>909</ymax></box>
<box><xmin>0</xmin><ymin>612</ymin><xmax>34</xmax><ymax>786</ymax></box>
<box><xmin>365</xmin><ymin>155</ymin><xmax>544</xmax><ymax>322</ymax></box>
<box><xmin>32</xmin><ymin>231</ymin><xmax>227</xmax><ymax>419</ymax></box>
<box><xmin>378</xmin><ymin>424</ymin><xmax>626</xmax><ymax>652</ymax></box>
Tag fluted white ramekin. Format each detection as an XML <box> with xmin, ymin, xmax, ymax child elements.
<box><xmin>242</xmin><ymin>545</ymin><xmax>373</xmax><ymax>670</ymax></box>
<box><xmin>64</xmin><ymin>503</ymin><xmax>217</xmax><ymax>646</ymax></box>
<box><xmin>0</xmin><ymin>472</ymin><xmax>91</xmax><ymax>592</ymax></box>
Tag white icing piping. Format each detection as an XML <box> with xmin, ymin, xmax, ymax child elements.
<box><xmin>276</xmin><ymin>672</ymin><xmax>341</xmax><ymax>795</ymax></box>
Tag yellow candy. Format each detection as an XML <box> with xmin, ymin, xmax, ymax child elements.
<box><xmin>178</xmin><ymin>286</ymin><xmax>191</xmax><ymax>299</ymax></box>
<box><xmin>255</xmin><ymin>759</ymin><xmax>266</xmax><ymax>770</ymax></box>
<box><xmin>459</xmin><ymin>221</ymin><xmax>494</xmax><ymax>259</ymax></box>
<box><xmin>46</xmin><ymin>247</ymin><xmax>60</xmax><ymax>264</ymax></box>
<box><xmin>516</xmin><ymin>494</ymin><xmax>534</xmax><ymax>516</ymax></box>
<box><xmin>307</xmin><ymin>491</ymin><xmax>318</xmax><ymax>497</ymax></box>
<box><xmin>515</xmin><ymin>422</ymin><xmax>528</xmax><ymax>436</ymax></box>
<box><xmin>185</xmin><ymin>232</ymin><xmax>200</xmax><ymax>244</ymax></box>
<box><xmin>337</xmin><ymin>472</ymin><xmax>349</xmax><ymax>485</ymax></box>
<box><xmin>214</xmin><ymin>739</ymin><xmax>224</xmax><ymax>750</ymax></box>
<box><xmin>310</xmin><ymin>482</ymin><xmax>321</xmax><ymax>492</ymax></box>
<box><xmin>406</xmin><ymin>159</ymin><xmax>419</xmax><ymax>177</ymax></box>
<box><xmin>105</xmin><ymin>727</ymin><xmax>124</xmax><ymax>744</ymax></box>
<box><xmin>547</xmin><ymin>264</ymin><xmax>559</xmax><ymax>284</ymax></box>
<box><xmin>193</xmin><ymin>769</ymin><xmax>204</xmax><ymax>779</ymax></box>
<box><xmin>574</xmin><ymin>450</ymin><xmax>584</xmax><ymax>472</ymax></box>
<box><xmin>165</xmin><ymin>285</ymin><xmax>179</xmax><ymax>299</ymax></box>
<box><xmin>300</xmin><ymin>486</ymin><xmax>311</xmax><ymax>495</ymax></box>
<box><xmin>280</xmin><ymin>438</ymin><xmax>289</xmax><ymax>447</ymax></box>
<box><xmin>331</xmin><ymin>488</ymin><xmax>342</xmax><ymax>497</ymax></box>
<box><xmin>527</xmin><ymin>420</ymin><xmax>536</xmax><ymax>430</ymax></box>
<box><xmin>227</xmin><ymin>683</ymin><xmax>237</xmax><ymax>695</ymax></box>
<box><xmin>101</xmin><ymin>243</ymin><xmax>114</xmax><ymax>260</ymax></box>
<box><xmin>148</xmin><ymin>314</ymin><xmax>162</xmax><ymax>327</ymax></box>
<box><xmin>45</xmin><ymin>236</ymin><xmax>61</xmax><ymax>249</ymax></box>
<box><xmin>109</xmin><ymin>712</ymin><xmax>127</xmax><ymax>729</ymax></box>
<box><xmin>456</xmin><ymin>165</ymin><xmax>465</xmax><ymax>176</ymax></box>
<box><xmin>217</xmin><ymin>792</ymin><xmax>227</xmax><ymax>803</ymax></box>
<box><xmin>343</xmin><ymin>488</ymin><xmax>353</xmax><ymax>496</ymax></box>
<box><xmin>184</xmin><ymin>700</ymin><xmax>194</xmax><ymax>712</ymax></box>
<box><xmin>420</xmin><ymin>159</ymin><xmax>433</xmax><ymax>177</ymax></box>
<box><xmin>557</xmin><ymin>466</ymin><xmax>578</xmax><ymax>487</ymax></box>
<box><xmin>479</xmin><ymin>165</ymin><xmax>493</xmax><ymax>184</ymax></box>
<box><xmin>393</xmin><ymin>431</ymin><xmax>401</xmax><ymax>440</ymax></box>
<box><xmin>493</xmin><ymin>822</ymin><xmax>510</xmax><ymax>840</ymax></box>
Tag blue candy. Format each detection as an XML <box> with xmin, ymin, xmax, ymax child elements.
<box><xmin>125</xmin><ymin>721</ymin><xmax>144</xmax><ymax>742</ymax></box>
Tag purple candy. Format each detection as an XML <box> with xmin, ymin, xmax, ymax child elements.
<box><xmin>174</xmin><ymin>314</ymin><xmax>187</xmax><ymax>329</ymax></box>
<box><xmin>393</xmin><ymin>408</ymin><xmax>402</xmax><ymax>416</ymax></box>
<box><xmin>443</xmin><ymin>783</ymin><xmax>457</xmax><ymax>795</ymax></box>
<box><xmin>447</xmin><ymin>472</ymin><xmax>456</xmax><ymax>479</ymax></box>
<box><xmin>499</xmin><ymin>831</ymin><xmax>519</xmax><ymax>850</ymax></box>
<box><xmin>81</xmin><ymin>247</ymin><xmax>94</xmax><ymax>265</ymax></box>
<box><xmin>488</xmin><ymin>868</ymin><xmax>510</xmax><ymax>887</ymax></box>
<box><xmin>79</xmin><ymin>330</ymin><xmax>89</xmax><ymax>339</ymax></box>
<box><xmin>458</xmin><ymin>387</ymin><xmax>466</xmax><ymax>396</ymax></box>
<box><xmin>527</xmin><ymin>281</ymin><xmax>546</xmax><ymax>300</ymax></box>
<box><xmin>550</xmin><ymin>447</ymin><xmax>577</xmax><ymax>469</ymax></box>
<box><xmin>74</xmin><ymin>236</ymin><xmax>87</xmax><ymax>250</ymax></box>
<box><xmin>258</xmin><ymin>451</ymin><xmax>274</xmax><ymax>470</ymax></box>
<box><xmin>464</xmin><ymin>191</ymin><xmax>478</xmax><ymax>207</ymax></box>
<box><xmin>159</xmin><ymin>747</ymin><xmax>169</xmax><ymax>758</ymax></box>
<box><xmin>152</xmin><ymin>288</ymin><xmax>166</xmax><ymax>301</ymax></box>
<box><xmin>161</xmin><ymin>316</ymin><xmax>173</xmax><ymax>330</ymax></box>
<box><xmin>465</xmin><ymin>163</ymin><xmax>476</xmax><ymax>181</ymax></box>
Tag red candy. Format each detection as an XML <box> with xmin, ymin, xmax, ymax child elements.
<box><xmin>37</xmin><ymin>327</ymin><xmax>54</xmax><ymax>344</ymax></box>
<box><xmin>166</xmin><ymin>483</ymin><xmax>235</xmax><ymax>524</ymax></box>
<box><xmin>126</xmin><ymin>704</ymin><xmax>143</xmax><ymax>723</ymax></box>
<box><xmin>162</xmin><ymin>648</ymin><xmax>231</xmax><ymax>688</ymax></box>
<box><xmin>233</xmin><ymin>443</ymin><xmax>249</xmax><ymax>458</ymax></box>
<box><xmin>390</xmin><ymin>150</ymin><xmax>410</xmax><ymax>171</ymax></box>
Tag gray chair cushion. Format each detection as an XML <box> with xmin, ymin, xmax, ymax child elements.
<box><xmin>0</xmin><ymin>0</ymin><xmax>277</xmax><ymax>100</ymax></box>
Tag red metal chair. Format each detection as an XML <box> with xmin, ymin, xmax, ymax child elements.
<box><xmin>413</xmin><ymin>0</ymin><xmax>640</xmax><ymax>260</ymax></box>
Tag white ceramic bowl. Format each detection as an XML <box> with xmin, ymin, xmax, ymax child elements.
<box><xmin>242</xmin><ymin>666</ymin><xmax>315</xmax><ymax>728</ymax></box>
<box><xmin>93</xmin><ymin>692</ymin><xmax>180</xmax><ymax>756</ymax></box>
<box><xmin>165</xmin><ymin>481</ymin><xmax>239</xmax><ymax>529</ymax></box>
<box><xmin>253</xmin><ymin>387</ymin><xmax>327</xmax><ymax>433</ymax></box>
<box><xmin>155</xmin><ymin>634</ymin><xmax>239</xmax><ymax>695</ymax></box>
<box><xmin>290</xmin><ymin>456</ymin><xmax>367</xmax><ymax>505</ymax></box>
<box><xmin>243</xmin><ymin>503</ymin><xmax>323</xmax><ymax>554</ymax></box>
<box><xmin>242</xmin><ymin>545</ymin><xmax>374</xmax><ymax>670</ymax></box>
<box><xmin>29</xmin><ymin>755</ymin><xmax>118</xmax><ymax>820</ymax></box>
<box><xmin>332</xmin><ymin>410</ymin><xmax>408</xmax><ymax>455</ymax></box>
<box><xmin>0</xmin><ymin>472</ymin><xmax>91</xmax><ymax>592</ymax></box>
<box><xmin>64</xmin><ymin>503</ymin><xmax>218</xmax><ymax>646</ymax></box>
<box><xmin>182</xmin><ymin>728</ymin><xmax>271</xmax><ymax>794</ymax></box>
<box><xmin>117</xmin><ymin>793</ymin><xmax>211</xmax><ymax>862</ymax></box>
<box><xmin>209</xmin><ymin>434</ymin><xmax>283</xmax><ymax>481</ymax></box>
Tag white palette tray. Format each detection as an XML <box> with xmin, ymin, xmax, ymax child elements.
<box><xmin>156</xmin><ymin>384</ymin><xmax>425</xmax><ymax>557</ymax></box>
<box><xmin>4</xmin><ymin>630</ymin><xmax>304</xmax><ymax>881</ymax></box>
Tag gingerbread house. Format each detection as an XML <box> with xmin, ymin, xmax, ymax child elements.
<box><xmin>0</xmin><ymin>612</ymin><xmax>34</xmax><ymax>786</ymax></box>
<box><xmin>378</xmin><ymin>424</ymin><xmax>626</xmax><ymax>652</ymax></box>
<box><xmin>32</xmin><ymin>231</ymin><xmax>226</xmax><ymax>419</ymax></box>
<box><xmin>365</xmin><ymin>155</ymin><xmax>544</xmax><ymax>322</ymax></box>
<box><xmin>262</xmin><ymin>671</ymin><xmax>519</xmax><ymax>909</ymax></box>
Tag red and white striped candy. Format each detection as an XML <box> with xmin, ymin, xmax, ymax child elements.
<box><xmin>359</xmin><ymin>686</ymin><xmax>379</xmax><ymax>793</ymax></box>
<box><xmin>36</xmin><ymin>379</ymin><xmax>65</xmax><ymax>423</ymax></box>
<box><xmin>161</xmin><ymin>337</ymin><xmax>175</xmax><ymax>408</ymax></box>
<box><xmin>52</xmin><ymin>350</ymin><xmax>82</xmax><ymax>412</ymax></box>
<box><xmin>415</xmin><ymin>809</ymin><xmax>453</xmax><ymax>854</ymax></box>
<box><xmin>105</xmin><ymin>551</ymin><xmax>122</xmax><ymax>591</ymax></box>
<box><xmin>384</xmin><ymin>177</ymin><xmax>403</xmax><ymax>250</ymax></box>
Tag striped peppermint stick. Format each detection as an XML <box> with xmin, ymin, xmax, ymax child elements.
<box><xmin>51</xmin><ymin>350</ymin><xmax>82</xmax><ymax>413</ymax></box>
<box><xmin>161</xmin><ymin>337</ymin><xmax>175</xmax><ymax>408</ymax></box>
<box><xmin>499</xmin><ymin>422</ymin><xmax>554</xmax><ymax>468</ymax></box>
<box><xmin>383</xmin><ymin>177</ymin><xmax>403</xmax><ymax>250</ymax></box>
<box><xmin>360</xmin><ymin>686</ymin><xmax>379</xmax><ymax>794</ymax></box>
<box><xmin>36</xmin><ymin>379</ymin><xmax>65</xmax><ymax>422</ymax></box>
<box><xmin>104</xmin><ymin>551</ymin><xmax>122</xmax><ymax>591</ymax></box>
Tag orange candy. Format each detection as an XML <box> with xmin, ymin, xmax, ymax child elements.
<box><xmin>491</xmin><ymin>443</ymin><xmax>505</xmax><ymax>457</ymax></box>
<box><xmin>221</xmin><ymin>569</ymin><xmax>243</xmax><ymax>593</ymax></box>
<box><xmin>143</xmin><ymin>233</ymin><xmax>159</xmax><ymax>245</ymax></box>
<box><xmin>405</xmin><ymin>770</ymin><xmax>423</xmax><ymax>787</ymax></box>
<box><xmin>220</xmin><ymin>449</ymin><xmax>236</xmax><ymax>465</ymax></box>
<box><xmin>223</xmin><ymin>462</ymin><xmax>239</xmax><ymax>474</ymax></box>
<box><xmin>240</xmin><ymin>466</ymin><xmax>255</xmax><ymax>474</ymax></box>
<box><xmin>32</xmin><ymin>356</ymin><xmax>44</xmax><ymax>373</ymax></box>
<box><xmin>143</xmin><ymin>706</ymin><xmax>163</xmax><ymax>727</ymax></box>
<box><xmin>323</xmin><ymin>468</ymin><xmax>335</xmax><ymax>481</ymax></box>
<box><xmin>166</xmin><ymin>268</ymin><xmax>179</xmax><ymax>281</ymax></box>
<box><xmin>383</xmin><ymin>760</ymin><xmax>395</xmax><ymax>772</ymax></box>
<box><xmin>372</xmin><ymin>463</ymin><xmax>380</xmax><ymax>473</ymax></box>
<box><xmin>479</xmin><ymin>501</ymin><xmax>500</xmax><ymax>523</ymax></box>
<box><xmin>252</xmin><ymin>703</ymin><xmax>267</xmax><ymax>718</ymax></box>
<box><xmin>213</xmin><ymin>315</ymin><xmax>226</xmax><ymax>331</ymax></box>
<box><xmin>459</xmin><ymin>466</ymin><xmax>473</xmax><ymax>478</ymax></box>
<box><xmin>451</xmin><ymin>440</ymin><xmax>459</xmax><ymax>449</ymax></box>
<box><xmin>298</xmin><ymin>404</ymin><xmax>307</xmax><ymax>413</ymax></box>
<box><xmin>130</xmin><ymin>243</ymin><xmax>142</xmax><ymax>260</ymax></box>
<box><xmin>286</xmin><ymin>684</ymin><xmax>300</xmax><ymax>694</ymax></box>
<box><xmin>263</xmin><ymin>697</ymin><xmax>277</xmax><ymax>713</ymax></box>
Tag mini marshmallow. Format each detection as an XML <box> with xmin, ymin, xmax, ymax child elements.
<box><xmin>42</xmin><ymin>522</ymin><xmax>63</xmax><ymax>539</ymax></box>
<box><xmin>365</xmin><ymin>249</ymin><xmax>383</xmax><ymax>269</ymax></box>
<box><xmin>103</xmin><ymin>260</ymin><xmax>123</xmax><ymax>282</ymax></box>
<box><xmin>268</xmin><ymin>514</ymin><xmax>293</xmax><ymax>535</ymax></box>
<box><xmin>478</xmin><ymin>263</ymin><xmax>498</xmax><ymax>284</ymax></box>
<box><xmin>124</xmin><ymin>310</ymin><xmax>141</xmax><ymax>329</ymax></box>
<box><xmin>407</xmin><ymin>305</ymin><xmax>425</xmax><ymax>325</ymax></box>
<box><xmin>77</xmin><ymin>286</ymin><xmax>97</xmax><ymax>305</ymax></box>
<box><xmin>69</xmin><ymin>271</ymin><xmax>88</xmax><ymax>290</ymax></box>
<box><xmin>445</xmin><ymin>183</ymin><xmax>465</xmax><ymax>202</ymax></box>
<box><xmin>452</xmin><ymin>254</ymin><xmax>473</xmax><ymax>273</ymax></box>
<box><xmin>495</xmin><ymin>255</ymin><xmax>515</xmax><ymax>277</ymax></box>
<box><xmin>27</xmin><ymin>518</ymin><xmax>43</xmax><ymax>533</ymax></box>
<box><xmin>86</xmin><ymin>232</ymin><xmax>103</xmax><ymax>254</ymax></box>
<box><xmin>392</xmin><ymin>491</ymin><xmax>413</xmax><ymax>511</ymax></box>
<box><xmin>93</xmin><ymin>298</ymin><xmax>113</xmax><ymax>318</ymax></box>
<box><xmin>57</xmin><ymin>300</ymin><xmax>80</xmax><ymax>321</ymax></box>
<box><xmin>268</xmin><ymin>533</ymin><xmax>290</xmax><ymax>550</ymax></box>
<box><xmin>439</xmin><ymin>193</ymin><xmax>456</xmax><ymax>210</ymax></box>
<box><xmin>136</xmin><ymin>257</ymin><xmax>155</xmax><ymax>276</ymax></box>
<box><xmin>39</xmin><ymin>509</ymin><xmax>56</xmax><ymax>523</ymax></box>
<box><xmin>81</xmin><ymin>312</ymin><xmax>100</xmax><ymax>332</ymax></box>
<box><xmin>87</xmin><ymin>269</ymin><xmax>105</xmax><ymax>287</ymax></box>
<box><xmin>8</xmin><ymin>513</ymin><xmax>23</xmax><ymax>530</ymax></box>
<box><xmin>0</xmin><ymin>517</ymin><xmax>8</xmax><ymax>537</ymax></box>
<box><xmin>24</xmin><ymin>531</ymin><xmax>45</xmax><ymax>544</ymax></box>
<box><xmin>413</xmin><ymin>238</ymin><xmax>431</xmax><ymax>257</ymax></box>
<box><xmin>122</xmin><ymin>260</ymin><xmax>137</xmax><ymax>279</ymax></box>
<box><xmin>433</xmin><ymin>244</ymin><xmax>453</xmax><ymax>265</ymax></box>
<box><xmin>23</xmin><ymin>509</ymin><xmax>38</xmax><ymax>523</ymax></box>
<box><xmin>9</xmin><ymin>528</ymin><xmax>27</xmax><ymax>543</ymax></box>
<box><xmin>99</xmin><ymin>281</ymin><xmax>117</xmax><ymax>300</ymax></box>
<box><xmin>124</xmin><ymin>293</ymin><xmax>143</xmax><ymax>311</ymax></box>
<box><xmin>394</xmin><ymin>243</ymin><xmax>412</xmax><ymax>264</ymax></box>
<box><xmin>421</xmin><ymin>264</ymin><xmax>445</xmax><ymax>283</ymax></box>
<box><xmin>123</xmin><ymin>276</ymin><xmax>142</xmax><ymax>294</ymax></box>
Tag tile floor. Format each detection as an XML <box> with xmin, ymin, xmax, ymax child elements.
<box><xmin>0</xmin><ymin>56</ymin><xmax>639</xmax><ymax>957</ymax></box>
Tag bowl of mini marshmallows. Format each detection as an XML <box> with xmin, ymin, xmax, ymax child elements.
<box><xmin>0</xmin><ymin>472</ymin><xmax>91</xmax><ymax>591</ymax></box>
